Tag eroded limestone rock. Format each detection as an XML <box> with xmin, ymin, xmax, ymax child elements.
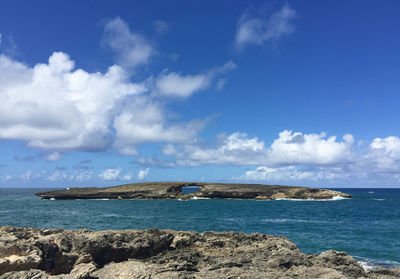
<box><xmin>0</xmin><ymin>226</ymin><xmax>398</xmax><ymax>279</ymax></box>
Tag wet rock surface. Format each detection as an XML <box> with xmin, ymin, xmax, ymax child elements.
<box><xmin>35</xmin><ymin>182</ymin><xmax>352</xmax><ymax>200</ymax></box>
<box><xmin>0</xmin><ymin>226</ymin><xmax>398</xmax><ymax>279</ymax></box>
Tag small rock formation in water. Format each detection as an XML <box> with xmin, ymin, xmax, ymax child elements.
<box><xmin>35</xmin><ymin>182</ymin><xmax>352</xmax><ymax>200</ymax></box>
<box><xmin>0</xmin><ymin>226</ymin><xmax>398</xmax><ymax>279</ymax></box>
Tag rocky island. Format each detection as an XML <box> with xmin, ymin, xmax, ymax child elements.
<box><xmin>0</xmin><ymin>226</ymin><xmax>398</xmax><ymax>279</ymax></box>
<box><xmin>35</xmin><ymin>182</ymin><xmax>351</xmax><ymax>200</ymax></box>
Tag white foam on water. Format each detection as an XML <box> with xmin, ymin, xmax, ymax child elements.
<box><xmin>331</xmin><ymin>195</ymin><xmax>350</xmax><ymax>201</ymax></box>
<box><xmin>355</xmin><ymin>256</ymin><xmax>400</xmax><ymax>271</ymax></box>
<box><xmin>50</xmin><ymin>198</ymin><xmax>56</xmax><ymax>200</ymax></box>
<box><xmin>103</xmin><ymin>213</ymin><xmax>121</xmax><ymax>218</ymax></box>
<box><xmin>358</xmin><ymin>260</ymin><xmax>376</xmax><ymax>270</ymax></box>
<box><xmin>191</xmin><ymin>196</ymin><xmax>211</xmax><ymax>200</ymax></box>
<box><xmin>261</xmin><ymin>218</ymin><xmax>328</xmax><ymax>224</ymax></box>
<box><xmin>368</xmin><ymin>191</ymin><xmax>374</xmax><ymax>194</ymax></box>
<box><xmin>373</xmin><ymin>198</ymin><xmax>386</xmax><ymax>201</ymax></box>
<box><xmin>275</xmin><ymin>196</ymin><xmax>350</xmax><ymax>201</ymax></box>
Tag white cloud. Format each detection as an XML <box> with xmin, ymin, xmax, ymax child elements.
<box><xmin>266</xmin><ymin>130</ymin><xmax>354</xmax><ymax>165</ymax></box>
<box><xmin>364</xmin><ymin>136</ymin><xmax>400</xmax><ymax>172</ymax></box>
<box><xmin>75</xmin><ymin>171</ymin><xmax>93</xmax><ymax>182</ymax></box>
<box><xmin>47</xmin><ymin>170</ymin><xmax>93</xmax><ymax>182</ymax></box>
<box><xmin>20</xmin><ymin>170</ymin><xmax>40</xmax><ymax>181</ymax></box>
<box><xmin>238</xmin><ymin>165</ymin><xmax>350</xmax><ymax>182</ymax></box>
<box><xmin>0</xmin><ymin>51</ymin><xmax>208</xmax><ymax>155</ymax></box>
<box><xmin>42</xmin><ymin>151</ymin><xmax>62</xmax><ymax>162</ymax></box>
<box><xmin>153</xmin><ymin>20</ymin><xmax>169</xmax><ymax>34</ymax></box>
<box><xmin>236</xmin><ymin>3</ymin><xmax>296</xmax><ymax>50</ymax></box>
<box><xmin>155</xmin><ymin>61</ymin><xmax>236</xmax><ymax>98</ymax></box>
<box><xmin>48</xmin><ymin>171</ymin><xmax>68</xmax><ymax>181</ymax></box>
<box><xmin>162</xmin><ymin>144</ymin><xmax>176</xmax><ymax>156</ymax></box>
<box><xmin>99</xmin><ymin>168</ymin><xmax>121</xmax><ymax>180</ymax></box>
<box><xmin>122</xmin><ymin>173</ymin><xmax>133</xmax><ymax>181</ymax></box>
<box><xmin>170</xmin><ymin>132</ymin><xmax>266</xmax><ymax>166</ymax></box>
<box><xmin>240</xmin><ymin>166</ymin><xmax>313</xmax><ymax>181</ymax></box>
<box><xmin>103</xmin><ymin>17</ymin><xmax>154</xmax><ymax>69</ymax></box>
<box><xmin>113</xmin><ymin>97</ymin><xmax>206</xmax><ymax>150</ymax></box>
<box><xmin>167</xmin><ymin>130</ymin><xmax>354</xmax><ymax>168</ymax></box>
<box><xmin>234</xmin><ymin>135</ymin><xmax>400</xmax><ymax>185</ymax></box>
<box><xmin>0</xmin><ymin>20</ymin><xmax>237</xmax><ymax>157</ymax></box>
<box><xmin>0</xmin><ymin>174</ymin><xmax>12</xmax><ymax>181</ymax></box>
<box><xmin>156</xmin><ymin>72</ymin><xmax>209</xmax><ymax>98</ymax></box>
<box><xmin>137</xmin><ymin>157</ymin><xmax>176</xmax><ymax>168</ymax></box>
<box><xmin>0</xmin><ymin>52</ymin><xmax>145</xmax><ymax>151</ymax></box>
<box><xmin>138</xmin><ymin>168</ymin><xmax>150</xmax><ymax>180</ymax></box>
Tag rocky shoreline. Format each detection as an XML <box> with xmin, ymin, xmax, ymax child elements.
<box><xmin>0</xmin><ymin>226</ymin><xmax>398</xmax><ymax>278</ymax></box>
<box><xmin>35</xmin><ymin>182</ymin><xmax>352</xmax><ymax>200</ymax></box>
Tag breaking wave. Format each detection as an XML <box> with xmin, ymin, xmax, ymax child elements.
<box><xmin>275</xmin><ymin>196</ymin><xmax>350</xmax><ymax>201</ymax></box>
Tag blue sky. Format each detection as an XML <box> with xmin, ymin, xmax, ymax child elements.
<box><xmin>0</xmin><ymin>0</ymin><xmax>399</xmax><ymax>188</ymax></box>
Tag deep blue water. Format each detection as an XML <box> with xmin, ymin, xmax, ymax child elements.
<box><xmin>0</xmin><ymin>188</ymin><xmax>399</xmax><ymax>269</ymax></box>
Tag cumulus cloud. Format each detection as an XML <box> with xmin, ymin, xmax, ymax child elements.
<box><xmin>138</xmin><ymin>168</ymin><xmax>150</xmax><ymax>180</ymax></box>
<box><xmin>167</xmin><ymin>130</ymin><xmax>353</xmax><ymax>167</ymax></box>
<box><xmin>236</xmin><ymin>3</ymin><xmax>296</xmax><ymax>50</ymax></box>
<box><xmin>0</xmin><ymin>19</ymin><xmax>237</xmax><ymax>158</ymax></box>
<box><xmin>20</xmin><ymin>170</ymin><xmax>40</xmax><ymax>181</ymax></box>
<box><xmin>155</xmin><ymin>61</ymin><xmax>236</xmax><ymax>98</ymax></box>
<box><xmin>41</xmin><ymin>151</ymin><xmax>62</xmax><ymax>162</ymax></box>
<box><xmin>238</xmin><ymin>165</ymin><xmax>350</xmax><ymax>182</ymax></box>
<box><xmin>103</xmin><ymin>17</ymin><xmax>154</xmax><ymax>69</ymax></box>
<box><xmin>233</xmin><ymin>134</ymin><xmax>400</xmax><ymax>185</ymax></box>
<box><xmin>48</xmin><ymin>171</ymin><xmax>68</xmax><ymax>181</ymax></box>
<box><xmin>0</xmin><ymin>48</ymin><xmax>212</xmax><ymax>155</ymax></box>
<box><xmin>75</xmin><ymin>171</ymin><xmax>93</xmax><ymax>182</ymax></box>
<box><xmin>99</xmin><ymin>168</ymin><xmax>121</xmax><ymax>180</ymax></box>
<box><xmin>113</xmin><ymin>97</ymin><xmax>206</xmax><ymax>153</ymax></box>
<box><xmin>0</xmin><ymin>52</ymin><xmax>145</xmax><ymax>151</ymax></box>
<box><xmin>156</xmin><ymin>72</ymin><xmax>209</xmax><ymax>98</ymax></box>
<box><xmin>47</xmin><ymin>170</ymin><xmax>93</xmax><ymax>182</ymax></box>
<box><xmin>162</xmin><ymin>144</ymin><xmax>176</xmax><ymax>156</ymax></box>
<box><xmin>266</xmin><ymin>130</ymin><xmax>354</xmax><ymax>165</ymax></box>
<box><xmin>365</xmin><ymin>136</ymin><xmax>400</xmax><ymax>172</ymax></box>
<box><xmin>165</xmin><ymin>132</ymin><xmax>266</xmax><ymax>166</ymax></box>
<box><xmin>121</xmin><ymin>173</ymin><xmax>133</xmax><ymax>181</ymax></box>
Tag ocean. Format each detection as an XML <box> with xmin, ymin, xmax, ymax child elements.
<box><xmin>0</xmin><ymin>188</ymin><xmax>399</xmax><ymax>270</ymax></box>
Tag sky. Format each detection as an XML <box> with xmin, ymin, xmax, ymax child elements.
<box><xmin>0</xmin><ymin>0</ymin><xmax>399</xmax><ymax>188</ymax></box>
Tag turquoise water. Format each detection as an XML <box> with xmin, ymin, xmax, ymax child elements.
<box><xmin>0</xmin><ymin>188</ymin><xmax>399</xmax><ymax>269</ymax></box>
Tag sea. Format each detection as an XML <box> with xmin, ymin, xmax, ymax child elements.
<box><xmin>0</xmin><ymin>187</ymin><xmax>399</xmax><ymax>270</ymax></box>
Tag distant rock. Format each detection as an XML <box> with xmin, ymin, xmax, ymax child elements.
<box><xmin>0</xmin><ymin>226</ymin><xmax>397</xmax><ymax>279</ymax></box>
<box><xmin>35</xmin><ymin>182</ymin><xmax>352</xmax><ymax>200</ymax></box>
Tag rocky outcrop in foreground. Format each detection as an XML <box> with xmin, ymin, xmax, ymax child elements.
<box><xmin>0</xmin><ymin>226</ymin><xmax>398</xmax><ymax>279</ymax></box>
<box><xmin>35</xmin><ymin>182</ymin><xmax>352</xmax><ymax>200</ymax></box>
